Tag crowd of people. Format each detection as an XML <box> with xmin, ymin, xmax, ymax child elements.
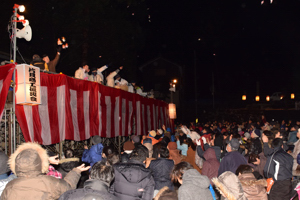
<box><xmin>0</xmin><ymin>116</ymin><xmax>299</xmax><ymax>200</ymax></box>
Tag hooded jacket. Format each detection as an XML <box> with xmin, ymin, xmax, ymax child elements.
<box><xmin>58</xmin><ymin>179</ymin><xmax>118</xmax><ymax>200</ymax></box>
<box><xmin>178</xmin><ymin>169</ymin><xmax>213</xmax><ymax>200</ymax></box>
<box><xmin>238</xmin><ymin>173</ymin><xmax>267</xmax><ymax>200</ymax></box>
<box><xmin>1</xmin><ymin>143</ymin><xmax>81</xmax><ymax>200</ymax></box>
<box><xmin>212</xmin><ymin>171</ymin><xmax>247</xmax><ymax>200</ymax></box>
<box><xmin>112</xmin><ymin>160</ymin><xmax>155</xmax><ymax>200</ymax></box>
<box><xmin>263</xmin><ymin>147</ymin><xmax>293</xmax><ymax>181</ymax></box>
<box><xmin>82</xmin><ymin>143</ymin><xmax>103</xmax><ymax>167</ymax></box>
<box><xmin>202</xmin><ymin>148</ymin><xmax>220</xmax><ymax>185</ymax></box>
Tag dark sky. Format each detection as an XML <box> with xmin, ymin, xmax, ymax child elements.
<box><xmin>2</xmin><ymin>0</ymin><xmax>300</xmax><ymax>102</ymax></box>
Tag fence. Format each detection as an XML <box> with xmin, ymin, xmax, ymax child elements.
<box><xmin>1</xmin><ymin>102</ymin><xmax>131</xmax><ymax>157</ymax></box>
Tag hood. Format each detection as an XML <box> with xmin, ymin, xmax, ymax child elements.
<box><xmin>182</xmin><ymin>169</ymin><xmax>210</xmax><ymax>189</ymax></box>
<box><xmin>238</xmin><ymin>173</ymin><xmax>267</xmax><ymax>187</ymax></box>
<box><xmin>59</xmin><ymin>157</ymin><xmax>79</xmax><ymax>172</ymax></box>
<box><xmin>115</xmin><ymin>162</ymin><xmax>152</xmax><ymax>183</ymax></box>
<box><xmin>9</xmin><ymin>142</ymin><xmax>49</xmax><ymax>177</ymax></box>
<box><xmin>203</xmin><ymin>148</ymin><xmax>217</xmax><ymax>160</ymax></box>
<box><xmin>212</xmin><ymin>171</ymin><xmax>247</xmax><ymax>200</ymax></box>
<box><xmin>94</xmin><ymin>143</ymin><xmax>104</xmax><ymax>155</ymax></box>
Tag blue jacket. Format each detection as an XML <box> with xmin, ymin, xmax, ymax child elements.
<box><xmin>177</xmin><ymin>140</ymin><xmax>188</xmax><ymax>156</ymax></box>
<box><xmin>82</xmin><ymin>143</ymin><xmax>103</xmax><ymax>167</ymax></box>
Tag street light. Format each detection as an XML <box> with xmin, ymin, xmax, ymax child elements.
<box><xmin>242</xmin><ymin>95</ymin><xmax>246</xmax><ymax>101</ymax></box>
<box><xmin>291</xmin><ymin>93</ymin><xmax>295</xmax><ymax>99</ymax></box>
<box><xmin>255</xmin><ymin>96</ymin><xmax>260</xmax><ymax>102</ymax></box>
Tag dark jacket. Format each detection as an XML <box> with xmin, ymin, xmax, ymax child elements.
<box><xmin>112</xmin><ymin>160</ymin><xmax>155</xmax><ymax>200</ymax></box>
<box><xmin>58</xmin><ymin>158</ymin><xmax>80</xmax><ymax>178</ymax></box>
<box><xmin>58</xmin><ymin>179</ymin><xmax>118</xmax><ymax>200</ymax></box>
<box><xmin>201</xmin><ymin>148</ymin><xmax>220</xmax><ymax>185</ymax></box>
<box><xmin>120</xmin><ymin>152</ymin><xmax>131</xmax><ymax>163</ymax></box>
<box><xmin>149</xmin><ymin>158</ymin><xmax>174</xmax><ymax>190</ymax></box>
<box><xmin>264</xmin><ymin>147</ymin><xmax>293</xmax><ymax>181</ymax></box>
<box><xmin>249</xmin><ymin>138</ymin><xmax>262</xmax><ymax>155</ymax></box>
<box><xmin>218</xmin><ymin>151</ymin><xmax>247</xmax><ymax>176</ymax></box>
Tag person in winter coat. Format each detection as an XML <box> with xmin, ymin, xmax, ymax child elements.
<box><xmin>111</xmin><ymin>145</ymin><xmax>155</xmax><ymax>200</ymax></box>
<box><xmin>248</xmin><ymin>129</ymin><xmax>263</xmax><ymax>155</ymax></box>
<box><xmin>1</xmin><ymin>142</ymin><xmax>90</xmax><ymax>200</ymax></box>
<box><xmin>58</xmin><ymin>161</ymin><xmax>118</xmax><ymax>200</ymax></box>
<box><xmin>290</xmin><ymin>129</ymin><xmax>300</xmax><ymax>176</ymax></box>
<box><xmin>263</xmin><ymin>138</ymin><xmax>293</xmax><ymax>200</ymax></box>
<box><xmin>168</xmin><ymin>142</ymin><xmax>181</xmax><ymax>165</ymax></box>
<box><xmin>149</xmin><ymin>147</ymin><xmax>174</xmax><ymax>193</ymax></box>
<box><xmin>218</xmin><ymin>138</ymin><xmax>247</xmax><ymax>176</ymax></box>
<box><xmin>212</xmin><ymin>171</ymin><xmax>248</xmax><ymax>200</ymax></box>
<box><xmin>236</xmin><ymin>165</ymin><xmax>267</xmax><ymax>200</ymax></box>
<box><xmin>82</xmin><ymin>135</ymin><xmax>104</xmax><ymax>167</ymax></box>
<box><xmin>171</xmin><ymin>162</ymin><xmax>213</xmax><ymax>200</ymax></box>
<box><xmin>183</xmin><ymin>138</ymin><xmax>201</xmax><ymax>174</ymax></box>
<box><xmin>47</xmin><ymin>150</ymin><xmax>62</xmax><ymax>179</ymax></box>
<box><xmin>248</xmin><ymin>153</ymin><xmax>267</xmax><ymax>178</ymax></box>
<box><xmin>176</xmin><ymin>134</ymin><xmax>188</xmax><ymax>156</ymax></box>
<box><xmin>201</xmin><ymin>148</ymin><xmax>220</xmax><ymax>186</ymax></box>
<box><xmin>58</xmin><ymin>149</ymin><xmax>80</xmax><ymax>178</ymax></box>
<box><xmin>0</xmin><ymin>151</ymin><xmax>16</xmax><ymax>197</ymax></box>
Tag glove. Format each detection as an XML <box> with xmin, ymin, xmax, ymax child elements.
<box><xmin>57</xmin><ymin>46</ymin><xmax>62</xmax><ymax>53</ymax></box>
<box><xmin>196</xmin><ymin>139</ymin><xmax>201</xmax><ymax>146</ymax></box>
<box><xmin>202</xmin><ymin>137</ymin><xmax>207</xmax><ymax>144</ymax></box>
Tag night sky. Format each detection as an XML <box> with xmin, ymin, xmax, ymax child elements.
<box><xmin>2</xmin><ymin>0</ymin><xmax>300</xmax><ymax>104</ymax></box>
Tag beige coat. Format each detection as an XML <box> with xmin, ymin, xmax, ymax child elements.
<box><xmin>1</xmin><ymin>143</ymin><xmax>81</xmax><ymax>200</ymax></box>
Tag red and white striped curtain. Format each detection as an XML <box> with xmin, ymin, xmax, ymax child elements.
<box><xmin>13</xmin><ymin>68</ymin><xmax>173</xmax><ymax>145</ymax></box>
<box><xmin>0</xmin><ymin>64</ymin><xmax>15</xmax><ymax>120</ymax></box>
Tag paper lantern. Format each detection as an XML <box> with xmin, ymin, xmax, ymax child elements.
<box><xmin>255</xmin><ymin>96</ymin><xmax>260</xmax><ymax>102</ymax></box>
<box><xmin>291</xmin><ymin>93</ymin><xmax>295</xmax><ymax>99</ymax></box>
<box><xmin>242</xmin><ymin>95</ymin><xmax>246</xmax><ymax>101</ymax></box>
<box><xmin>16</xmin><ymin>64</ymin><xmax>41</xmax><ymax>105</ymax></box>
<box><xmin>169</xmin><ymin>103</ymin><xmax>176</xmax><ymax>119</ymax></box>
<box><xmin>266</xmin><ymin>96</ymin><xmax>270</xmax><ymax>101</ymax></box>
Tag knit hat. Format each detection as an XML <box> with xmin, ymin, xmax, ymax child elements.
<box><xmin>131</xmin><ymin>135</ymin><xmax>140</xmax><ymax>143</ymax></box>
<box><xmin>157</xmin><ymin>129</ymin><xmax>163</xmax><ymax>135</ymax></box>
<box><xmin>244</xmin><ymin>132</ymin><xmax>251</xmax><ymax>139</ymax></box>
<box><xmin>149</xmin><ymin>130</ymin><xmax>156</xmax><ymax>137</ymax></box>
<box><xmin>92</xmin><ymin>135</ymin><xmax>102</xmax><ymax>145</ymax></box>
<box><xmin>229</xmin><ymin>138</ymin><xmax>240</xmax><ymax>150</ymax></box>
<box><xmin>123</xmin><ymin>141</ymin><xmax>135</xmax><ymax>151</ymax></box>
<box><xmin>252</xmin><ymin>129</ymin><xmax>261</xmax><ymax>138</ymax></box>
<box><xmin>143</xmin><ymin>138</ymin><xmax>152</xmax><ymax>144</ymax></box>
<box><xmin>0</xmin><ymin>151</ymin><xmax>10</xmax><ymax>175</ymax></box>
<box><xmin>168</xmin><ymin>142</ymin><xmax>177</xmax><ymax>150</ymax></box>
